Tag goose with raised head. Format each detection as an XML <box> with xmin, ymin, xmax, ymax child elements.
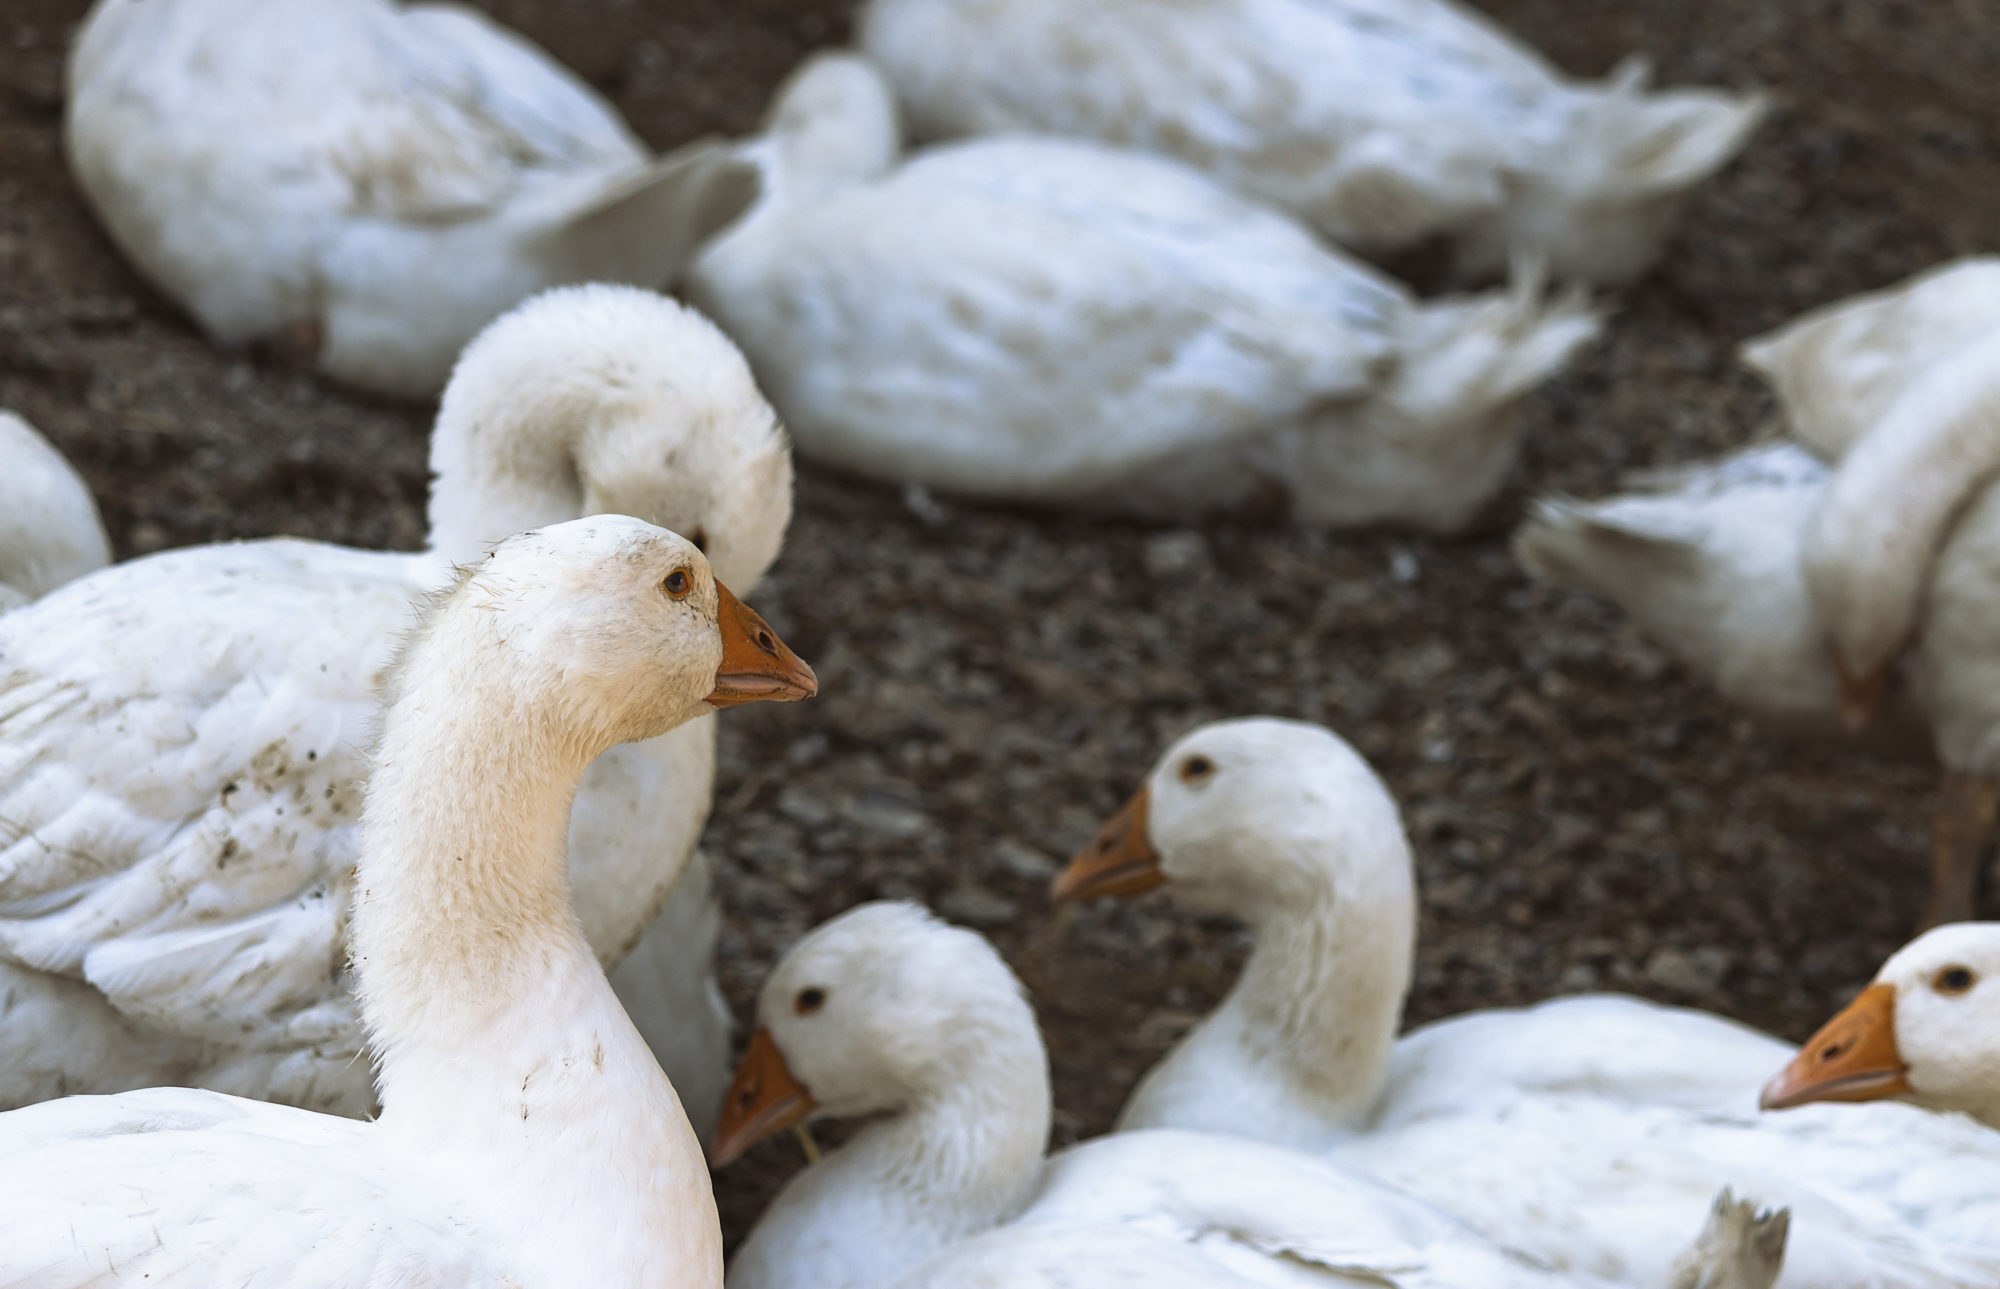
<box><xmin>0</xmin><ymin>410</ymin><xmax>110</xmax><ymax>612</ymax></box>
<box><xmin>689</xmin><ymin>52</ymin><xmax>1600</xmax><ymax>532</ymax></box>
<box><xmin>714</xmin><ymin>902</ymin><xmax>1789</xmax><ymax>1289</ymax></box>
<box><xmin>0</xmin><ymin>515</ymin><xmax>814</xmax><ymax>1284</ymax></box>
<box><xmin>65</xmin><ymin>0</ymin><xmax>759</xmax><ymax>398</ymax></box>
<box><xmin>0</xmin><ymin>285</ymin><xmax>792</xmax><ymax>1137</ymax></box>
<box><xmin>1055</xmin><ymin>718</ymin><xmax>2000</xmax><ymax>1286</ymax></box>
<box><xmin>1516</xmin><ymin>259</ymin><xmax>2000</xmax><ymax>925</ymax></box>
<box><xmin>855</xmin><ymin>0</ymin><xmax>1766</xmax><ymax>285</ymax></box>
<box><xmin>1763</xmin><ymin>922</ymin><xmax>2000</xmax><ymax>1132</ymax></box>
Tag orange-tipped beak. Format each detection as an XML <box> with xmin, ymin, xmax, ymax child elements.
<box><xmin>1760</xmin><ymin>983</ymin><xmax>1910</xmax><ymax>1111</ymax></box>
<box><xmin>707</xmin><ymin>581</ymin><xmax>817</xmax><ymax>708</ymax></box>
<box><xmin>710</xmin><ymin>1027</ymin><xmax>817</xmax><ymax>1167</ymax></box>
<box><xmin>1833</xmin><ymin>655</ymin><xmax>1888</xmax><ymax>735</ymax></box>
<box><xmin>1052</xmin><ymin>786</ymin><xmax>1165</xmax><ymax>904</ymax></box>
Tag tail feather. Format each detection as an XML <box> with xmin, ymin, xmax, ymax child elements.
<box><xmin>1664</xmin><ymin>1188</ymin><xmax>1790</xmax><ymax>1289</ymax></box>
<box><xmin>1584</xmin><ymin>58</ymin><xmax>1772</xmax><ymax>198</ymax></box>
<box><xmin>538</xmin><ymin>137</ymin><xmax>762</xmax><ymax>288</ymax></box>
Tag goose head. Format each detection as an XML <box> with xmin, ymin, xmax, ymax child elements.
<box><xmin>426</xmin><ymin>284</ymin><xmax>794</xmax><ymax>593</ymax></box>
<box><xmin>755</xmin><ymin>51</ymin><xmax>901</xmax><ymax>201</ymax></box>
<box><xmin>398</xmin><ymin>515</ymin><xmax>816</xmax><ymax>749</ymax></box>
<box><xmin>1761</xmin><ymin>922</ymin><xmax>2000</xmax><ymax>1130</ymax></box>
<box><xmin>1053</xmin><ymin>718</ymin><xmax>1414</xmax><ymax>926</ymax></box>
<box><xmin>710</xmin><ymin>901</ymin><xmax>1047</xmax><ymax>1168</ymax></box>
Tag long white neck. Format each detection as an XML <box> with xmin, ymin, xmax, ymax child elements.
<box><xmin>351</xmin><ymin>632</ymin><xmax>719</xmax><ymax>1284</ymax></box>
<box><xmin>1125</xmin><ymin>852</ymin><xmax>1414</xmax><ymax>1147</ymax></box>
<box><xmin>733</xmin><ymin>1023</ymin><xmax>1049</xmax><ymax>1289</ymax></box>
<box><xmin>1806</xmin><ymin>329</ymin><xmax>2000</xmax><ymax>674</ymax></box>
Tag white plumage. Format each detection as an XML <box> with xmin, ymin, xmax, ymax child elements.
<box><xmin>0</xmin><ymin>410</ymin><xmax>110</xmax><ymax>611</ymax></box>
<box><xmin>856</xmin><ymin>0</ymin><xmax>1766</xmax><ymax>284</ymax></box>
<box><xmin>65</xmin><ymin>0</ymin><xmax>759</xmax><ymax>398</ymax></box>
<box><xmin>690</xmin><ymin>53</ymin><xmax>1600</xmax><ymax>532</ymax></box>
<box><xmin>0</xmin><ymin>286</ymin><xmax>792</xmax><ymax>1138</ymax></box>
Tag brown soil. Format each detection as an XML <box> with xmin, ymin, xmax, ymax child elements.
<box><xmin>3</xmin><ymin>0</ymin><xmax>1997</xmax><ymax>1250</ymax></box>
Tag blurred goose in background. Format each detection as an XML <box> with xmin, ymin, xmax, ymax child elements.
<box><xmin>856</xmin><ymin>0</ymin><xmax>1767</xmax><ymax>285</ymax></box>
<box><xmin>714</xmin><ymin>902</ymin><xmax>1787</xmax><ymax>1289</ymax></box>
<box><xmin>1054</xmin><ymin>718</ymin><xmax>2000</xmax><ymax>1287</ymax></box>
<box><xmin>1763</xmin><ymin>922</ymin><xmax>2000</xmax><ymax>1132</ymax></box>
<box><xmin>0</xmin><ymin>410</ymin><xmax>110</xmax><ymax>611</ymax></box>
<box><xmin>1517</xmin><ymin>259</ymin><xmax>2000</xmax><ymax>925</ymax></box>
<box><xmin>689</xmin><ymin>53</ymin><xmax>1600</xmax><ymax>533</ymax></box>
<box><xmin>0</xmin><ymin>286</ymin><xmax>794</xmax><ymax>1138</ymax></box>
<box><xmin>65</xmin><ymin>0</ymin><xmax>758</xmax><ymax>399</ymax></box>
<box><xmin>0</xmin><ymin>518</ymin><xmax>815</xmax><ymax>1286</ymax></box>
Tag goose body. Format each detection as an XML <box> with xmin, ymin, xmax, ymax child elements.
<box><xmin>0</xmin><ymin>411</ymin><xmax>110</xmax><ymax>611</ymax></box>
<box><xmin>0</xmin><ymin>287</ymin><xmax>792</xmax><ymax>1135</ymax></box>
<box><xmin>1516</xmin><ymin>259</ymin><xmax>2000</xmax><ymax>923</ymax></box>
<box><xmin>855</xmin><ymin>0</ymin><xmax>1766</xmax><ymax>284</ymax></box>
<box><xmin>65</xmin><ymin>0</ymin><xmax>758</xmax><ymax>398</ymax></box>
<box><xmin>1056</xmin><ymin>718</ymin><xmax>2000</xmax><ymax>1287</ymax></box>
<box><xmin>690</xmin><ymin>54</ymin><xmax>1600</xmax><ymax>532</ymax></box>
<box><xmin>0</xmin><ymin>515</ymin><xmax>816</xmax><ymax>1284</ymax></box>
<box><xmin>716</xmin><ymin>903</ymin><xmax>1787</xmax><ymax>1289</ymax></box>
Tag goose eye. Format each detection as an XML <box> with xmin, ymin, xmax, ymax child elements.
<box><xmin>1178</xmin><ymin>755</ymin><xmax>1216</xmax><ymax>784</ymax></box>
<box><xmin>794</xmin><ymin>987</ymin><xmax>827</xmax><ymax>1016</ymax></box>
<box><xmin>1935</xmin><ymin>966</ymin><xmax>1977</xmax><ymax>996</ymax></box>
<box><xmin>662</xmin><ymin>567</ymin><xmax>694</xmax><ymax>600</ymax></box>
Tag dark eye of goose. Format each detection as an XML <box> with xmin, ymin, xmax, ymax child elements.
<box><xmin>1178</xmin><ymin>755</ymin><xmax>1216</xmax><ymax>784</ymax></box>
<box><xmin>662</xmin><ymin>567</ymin><xmax>694</xmax><ymax>600</ymax></box>
<box><xmin>1935</xmin><ymin>966</ymin><xmax>1977</xmax><ymax>996</ymax></box>
<box><xmin>794</xmin><ymin>987</ymin><xmax>827</xmax><ymax>1016</ymax></box>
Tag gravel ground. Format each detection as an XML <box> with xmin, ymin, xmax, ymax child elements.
<box><xmin>3</xmin><ymin>0</ymin><xmax>1997</xmax><ymax>1249</ymax></box>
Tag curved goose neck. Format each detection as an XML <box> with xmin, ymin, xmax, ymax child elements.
<box><xmin>1807</xmin><ymin>329</ymin><xmax>2000</xmax><ymax>672</ymax></box>
<box><xmin>425</xmin><ymin>378</ymin><xmax>598</xmax><ymax>565</ymax></box>
<box><xmin>1226</xmin><ymin>875</ymin><xmax>1414</xmax><ymax>1130</ymax></box>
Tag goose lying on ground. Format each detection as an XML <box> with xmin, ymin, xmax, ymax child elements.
<box><xmin>65</xmin><ymin>0</ymin><xmax>758</xmax><ymax>398</ymax></box>
<box><xmin>1516</xmin><ymin>259</ymin><xmax>2000</xmax><ymax>925</ymax></box>
<box><xmin>713</xmin><ymin>902</ymin><xmax>1788</xmax><ymax>1289</ymax></box>
<box><xmin>1763</xmin><ymin>922</ymin><xmax>2000</xmax><ymax>1132</ymax></box>
<box><xmin>689</xmin><ymin>53</ymin><xmax>1599</xmax><ymax>531</ymax></box>
<box><xmin>855</xmin><ymin>0</ymin><xmax>1766</xmax><ymax>284</ymax></box>
<box><xmin>0</xmin><ymin>409</ymin><xmax>110</xmax><ymax>611</ymax></box>
<box><xmin>1055</xmin><ymin>718</ymin><xmax>2000</xmax><ymax>1286</ymax></box>
<box><xmin>0</xmin><ymin>516</ymin><xmax>814</xmax><ymax>1285</ymax></box>
<box><xmin>0</xmin><ymin>286</ymin><xmax>792</xmax><ymax>1137</ymax></box>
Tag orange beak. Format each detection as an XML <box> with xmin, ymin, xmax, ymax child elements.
<box><xmin>1760</xmin><ymin>983</ymin><xmax>1910</xmax><ymax>1111</ymax></box>
<box><xmin>1051</xmin><ymin>786</ymin><xmax>1165</xmax><ymax>904</ymax></box>
<box><xmin>1833</xmin><ymin>654</ymin><xmax>1888</xmax><ymax>735</ymax></box>
<box><xmin>707</xmin><ymin>581</ymin><xmax>817</xmax><ymax>708</ymax></box>
<box><xmin>710</xmin><ymin>1027</ymin><xmax>817</xmax><ymax>1167</ymax></box>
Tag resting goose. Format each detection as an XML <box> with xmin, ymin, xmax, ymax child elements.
<box><xmin>1055</xmin><ymin>718</ymin><xmax>2000</xmax><ymax>1287</ymax></box>
<box><xmin>689</xmin><ymin>52</ymin><xmax>1601</xmax><ymax>532</ymax></box>
<box><xmin>0</xmin><ymin>410</ymin><xmax>110</xmax><ymax>610</ymax></box>
<box><xmin>1517</xmin><ymin>259</ymin><xmax>2000</xmax><ymax>924</ymax></box>
<box><xmin>1763</xmin><ymin>922</ymin><xmax>2000</xmax><ymax>1132</ymax></box>
<box><xmin>855</xmin><ymin>0</ymin><xmax>1767</xmax><ymax>284</ymax></box>
<box><xmin>714</xmin><ymin>902</ymin><xmax>1788</xmax><ymax>1289</ymax></box>
<box><xmin>65</xmin><ymin>0</ymin><xmax>758</xmax><ymax>398</ymax></box>
<box><xmin>0</xmin><ymin>285</ymin><xmax>792</xmax><ymax>1137</ymax></box>
<box><xmin>0</xmin><ymin>516</ymin><xmax>814</xmax><ymax>1284</ymax></box>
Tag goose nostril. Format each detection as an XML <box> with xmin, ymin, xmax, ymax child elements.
<box><xmin>757</xmin><ymin>630</ymin><xmax>776</xmax><ymax>653</ymax></box>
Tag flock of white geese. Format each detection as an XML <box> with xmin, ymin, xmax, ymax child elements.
<box><xmin>0</xmin><ymin>0</ymin><xmax>1994</xmax><ymax>1285</ymax></box>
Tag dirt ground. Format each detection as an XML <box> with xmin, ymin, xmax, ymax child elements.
<box><xmin>4</xmin><ymin>0</ymin><xmax>1998</xmax><ymax>1249</ymax></box>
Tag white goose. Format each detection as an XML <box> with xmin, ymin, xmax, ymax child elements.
<box><xmin>0</xmin><ymin>516</ymin><xmax>815</xmax><ymax>1284</ymax></box>
<box><xmin>1517</xmin><ymin>258</ymin><xmax>2000</xmax><ymax>925</ymax></box>
<box><xmin>0</xmin><ymin>285</ymin><xmax>792</xmax><ymax>1137</ymax></box>
<box><xmin>855</xmin><ymin>0</ymin><xmax>1767</xmax><ymax>285</ymax></box>
<box><xmin>0</xmin><ymin>410</ymin><xmax>110</xmax><ymax>610</ymax></box>
<box><xmin>713</xmin><ymin>902</ymin><xmax>1789</xmax><ymax>1289</ymax></box>
<box><xmin>689</xmin><ymin>53</ymin><xmax>1600</xmax><ymax>532</ymax></box>
<box><xmin>1055</xmin><ymin>718</ymin><xmax>2000</xmax><ymax>1287</ymax></box>
<box><xmin>1763</xmin><ymin>922</ymin><xmax>2000</xmax><ymax>1133</ymax></box>
<box><xmin>65</xmin><ymin>0</ymin><xmax>759</xmax><ymax>399</ymax></box>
